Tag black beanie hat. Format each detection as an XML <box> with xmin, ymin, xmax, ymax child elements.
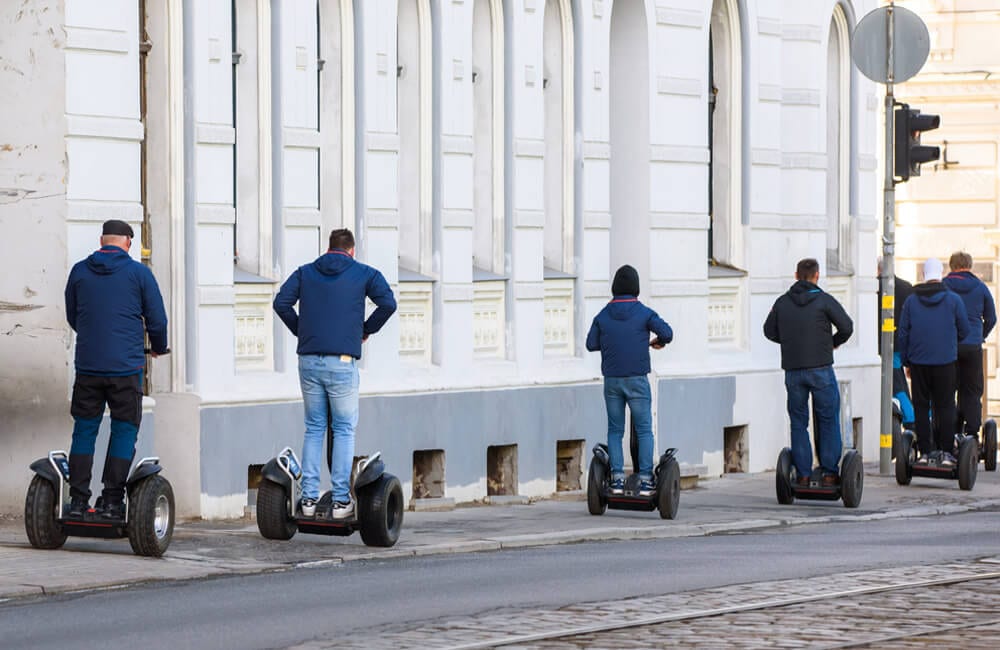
<box><xmin>612</xmin><ymin>265</ymin><xmax>640</xmax><ymax>297</ymax></box>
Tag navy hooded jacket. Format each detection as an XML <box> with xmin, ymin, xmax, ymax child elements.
<box><xmin>273</xmin><ymin>250</ymin><xmax>397</xmax><ymax>358</ymax></box>
<box><xmin>943</xmin><ymin>271</ymin><xmax>996</xmax><ymax>346</ymax></box>
<box><xmin>585</xmin><ymin>297</ymin><xmax>673</xmax><ymax>378</ymax></box>
<box><xmin>65</xmin><ymin>246</ymin><xmax>168</xmax><ymax>376</ymax></box>
<box><xmin>898</xmin><ymin>282</ymin><xmax>970</xmax><ymax>366</ymax></box>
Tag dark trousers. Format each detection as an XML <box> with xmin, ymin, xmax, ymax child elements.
<box><xmin>784</xmin><ymin>365</ymin><xmax>842</xmax><ymax>478</ymax></box>
<box><xmin>955</xmin><ymin>344</ymin><xmax>984</xmax><ymax>436</ymax></box>
<box><xmin>68</xmin><ymin>373</ymin><xmax>143</xmax><ymax>503</ymax></box>
<box><xmin>910</xmin><ymin>363</ymin><xmax>957</xmax><ymax>456</ymax></box>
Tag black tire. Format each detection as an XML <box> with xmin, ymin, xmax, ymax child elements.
<box><xmin>24</xmin><ymin>475</ymin><xmax>67</xmax><ymax>550</ymax></box>
<box><xmin>984</xmin><ymin>420</ymin><xmax>997</xmax><ymax>472</ymax></box>
<box><xmin>958</xmin><ymin>436</ymin><xmax>978</xmax><ymax>491</ymax></box>
<box><xmin>256</xmin><ymin>478</ymin><xmax>297</xmax><ymax>541</ymax></box>
<box><xmin>127</xmin><ymin>475</ymin><xmax>175</xmax><ymax>557</ymax></box>
<box><xmin>358</xmin><ymin>473</ymin><xmax>404</xmax><ymax>547</ymax></box>
<box><xmin>587</xmin><ymin>456</ymin><xmax>607</xmax><ymax>516</ymax></box>
<box><xmin>775</xmin><ymin>448</ymin><xmax>794</xmax><ymax>505</ymax></box>
<box><xmin>657</xmin><ymin>458</ymin><xmax>680</xmax><ymax>520</ymax></box>
<box><xmin>840</xmin><ymin>450</ymin><xmax>863</xmax><ymax>509</ymax></box>
<box><xmin>896</xmin><ymin>432</ymin><xmax>914</xmax><ymax>486</ymax></box>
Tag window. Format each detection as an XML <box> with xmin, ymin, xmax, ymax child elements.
<box><xmin>827</xmin><ymin>5</ymin><xmax>852</xmax><ymax>273</ymax></box>
<box><xmin>708</xmin><ymin>0</ymin><xmax>743</xmax><ymax>269</ymax></box>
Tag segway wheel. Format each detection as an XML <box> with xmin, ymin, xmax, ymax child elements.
<box><xmin>657</xmin><ymin>458</ymin><xmax>680</xmax><ymax>520</ymax></box>
<box><xmin>358</xmin><ymin>473</ymin><xmax>404</xmax><ymax>548</ymax></box>
<box><xmin>587</xmin><ymin>456</ymin><xmax>607</xmax><ymax>516</ymax></box>
<box><xmin>775</xmin><ymin>448</ymin><xmax>794</xmax><ymax>505</ymax></box>
<box><xmin>840</xmin><ymin>450</ymin><xmax>863</xmax><ymax>509</ymax></box>
<box><xmin>24</xmin><ymin>475</ymin><xmax>67</xmax><ymax>550</ymax></box>
<box><xmin>896</xmin><ymin>432</ymin><xmax>914</xmax><ymax>486</ymax></box>
<box><xmin>127</xmin><ymin>475</ymin><xmax>175</xmax><ymax>557</ymax></box>
<box><xmin>256</xmin><ymin>478</ymin><xmax>297</xmax><ymax>541</ymax></box>
<box><xmin>958</xmin><ymin>436</ymin><xmax>978</xmax><ymax>491</ymax></box>
<box><xmin>984</xmin><ymin>420</ymin><xmax>997</xmax><ymax>472</ymax></box>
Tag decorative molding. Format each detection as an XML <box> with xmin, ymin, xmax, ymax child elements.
<box><xmin>655</xmin><ymin>7</ymin><xmax>703</xmax><ymax>29</ymax></box>
<box><xmin>758</xmin><ymin>84</ymin><xmax>782</xmax><ymax>103</ymax></box>
<box><xmin>283</xmin><ymin>127</ymin><xmax>321</xmax><ymax>149</ymax></box>
<box><xmin>656</xmin><ymin>76</ymin><xmax>702</xmax><ymax>97</ymax></box>
<box><xmin>782</xmin><ymin>24</ymin><xmax>823</xmax><ymax>42</ymax></box>
<box><xmin>514</xmin><ymin>209</ymin><xmax>546</xmax><ymax>229</ymax></box>
<box><xmin>649</xmin><ymin>211</ymin><xmax>709</xmax><ymax>231</ymax></box>
<box><xmin>750</xmin><ymin>278</ymin><xmax>788</xmax><ymax>295</ymax></box>
<box><xmin>67</xmin><ymin>200</ymin><xmax>142</xmax><ymax>223</ymax></box>
<box><xmin>364</xmin><ymin>208</ymin><xmax>399</xmax><ymax>229</ymax></box>
<box><xmin>543</xmin><ymin>279</ymin><xmax>574</xmax><ymax>356</ymax></box>
<box><xmin>758</xmin><ymin>17</ymin><xmax>782</xmax><ymax>37</ymax></box>
<box><xmin>513</xmin><ymin>281</ymin><xmax>545</xmax><ymax>301</ymax></box>
<box><xmin>441</xmin><ymin>209</ymin><xmax>474</xmax><ymax>229</ymax></box>
<box><xmin>650</xmin><ymin>144</ymin><xmax>710</xmax><ymax>164</ymax></box>
<box><xmin>781</xmin><ymin>88</ymin><xmax>821</xmax><ymax>106</ymax></box>
<box><xmin>649</xmin><ymin>280</ymin><xmax>706</xmax><ymax>298</ymax></box>
<box><xmin>196</xmin><ymin>124</ymin><xmax>236</xmax><ymax>145</ymax></box>
<box><xmin>751</xmin><ymin>148</ymin><xmax>782</xmax><ymax>167</ymax></box>
<box><xmin>582</xmin><ymin>141</ymin><xmax>610</xmax><ymax>160</ymax></box>
<box><xmin>66</xmin><ymin>115</ymin><xmax>144</xmax><ymax>141</ymax></box>
<box><xmin>442</xmin><ymin>134</ymin><xmax>474</xmax><ymax>154</ymax></box>
<box><xmin>441</xmin><ymin>283</ymin><xmax>474</xmax><ymax>302</ymax></box>
<box><xmin>282</xmin><ymin>207</ymin><xmax>321</xmax><ymax>227</ymax></box>
<box><xmin>781</xmin><ymin>152</ymin><xmax>827</xmax><ymax>170</ymax></box>
<box><xmin>64</xmin><ymin>26</ymin><xmax>130</xmax><ymax>54</ymax></box>
<box><xmin>514</xmin><ymin>138</ymin><xmax>546</xmax><ymax>158</ymax></box>
<box><xmin>197</xmin><ymin>286</ymin><xmax>236</xmax><ymax>306</ymax></box>
<box><xmin>367</xmin><ymin>132</ymin><xmax>400</xmax><ymax>153</ymax></box>
<box><xmin>582</xmin><ymin>211</ymin><xmax>611</xmax><ymax>229</ymax></box>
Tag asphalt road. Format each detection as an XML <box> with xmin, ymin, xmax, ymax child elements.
<box><xmin>2</xmin><ymin>511</ymin><xmax>999</xmax><ymax>650</ymax></box>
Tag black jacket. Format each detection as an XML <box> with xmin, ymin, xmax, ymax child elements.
<box><xmin>764</xmin><ymin>280</ymin><xmax>854</xmax><ymax>371</ymax></box>
<box><xmin>878</xmin><ymin>275</ymin><xmax>913</xmax><ymax>349</ymax></box>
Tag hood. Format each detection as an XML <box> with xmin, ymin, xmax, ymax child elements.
<box><xmin>914</xmin><ymin>281</ymin><xmax>949</xmax><ymax>306</ymax></box>
<box><xmin>85</xmin><ymin>246</ymin><xmax>133</xmax><ymax>275</ymax></box>
<box><xmin>313</xmin><ymin>250</ymin><xmax>355</xmax><ymax>276</ymax></box>
<box><xmin>607</xmin><ymin>296</ymin><xmax>640</xmax><ymax>320</ymax></box>
<box><xmin>944</xmin><ymin>271</ymin><xmax>979</xmax><ymax>295</ymax></box>
<box><xmin>788</xmin><ymin>280</ymin><xmax>822</xmax><ymax>306</ymax></box>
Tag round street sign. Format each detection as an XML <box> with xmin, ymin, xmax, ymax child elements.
<box><xmin>852</xmin><ymin>5</ymin><xmax>930</xmax><ymax>84</ymax></box>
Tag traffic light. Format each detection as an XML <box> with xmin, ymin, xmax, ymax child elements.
<box><xmin>894</xmin><ymin>104</ymin><xmax>940</xmax><ymax>182</ymax></box>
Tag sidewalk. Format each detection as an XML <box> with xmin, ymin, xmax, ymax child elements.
<box><xmin>3</xmin><ymin>467</ymin><xmax>999</xmax><ymax>600</ymax></box>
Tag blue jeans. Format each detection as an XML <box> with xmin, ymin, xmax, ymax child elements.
<box><xmin>785</xmin><ymin>365</ymin><xmax>842</xmax><ymax>478</ymax></box>
<box><xmin>299</xmin><ymin>355</ymin><xmax>359</xmax><ymax>503</ymax></box>
<box><xmin>604</xmin><ymin>376</ymin><xmax>654</xmax><ymax>480</ymax></box>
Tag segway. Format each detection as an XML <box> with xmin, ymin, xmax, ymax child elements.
<box><xmin>587</xmin><ymin>419</ymin><xmax>680</xmax><ymax>520</ymax></box>
<box><xmin>896</xmin><ymin>430</ymin><xmax>979</xmax><ymax>490</ymax></box>
<box><xmin>24</xmin><ymin>451</ymin><xmax>175</xmax><ymax>557</ymax></box>
<box><xmin>774</xmin><ymin>402</ymin><xmax>863</xmax><ymax>508</ymax></box>
<box><xmin>980</xmin><ymin>419</ymin><xmax>997</xmax><ymax>472</ymax></box>
<box><xmin>256</xmin><ymin>440</ymin><xmax>404</xmax><ymax>547</ymax></box>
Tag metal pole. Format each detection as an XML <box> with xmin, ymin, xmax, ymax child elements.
<box><xmin>879</xmin><ymin>3</ymin><xmax>896</xmax><ymax>475</ymax></box>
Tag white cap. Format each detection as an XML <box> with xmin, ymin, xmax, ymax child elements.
<box><xmin>923</xmin><ymin>257</ymin><xmax>943</xmax><ymax>282</ymax></box>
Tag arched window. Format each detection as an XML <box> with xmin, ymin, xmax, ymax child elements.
<box><xmin>827</xmin><ymin>5</ymin><xmax>852</xmax><ymax>272</ymax></box>
<box><xmin>708</xmin><ymin>0</ymin><xmax>742</xmax><ymax>268</ymax></box>
<box><xmin>472</xmin><ymin>0</ymin><xmax>503</xmax><ymax>274</ymax></box>
<box><xmin>543</xmin><ymin>0</ymin><xmax>573</xmax><ymax>274</ymax></box>
<box><xmin>609</xmin><ymin>0</ymin><xmax>649</xmax><ymax>283</ymax></box>
<box><xmin>397</xmin><ymin>0</ymin><xmax>433</xmax><ymax>275</ymax></box>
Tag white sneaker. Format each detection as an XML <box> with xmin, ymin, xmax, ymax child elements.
<box><xmin>300</xmin><ymin>497</ymin><xmax>317</xmax><ymax>517</ymax></box>
<box><xmin>331</xmin><ymin>499</ymin><xmax>354</xmax><ymax>520</ymax></box>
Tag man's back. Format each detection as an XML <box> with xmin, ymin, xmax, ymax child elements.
<box><xmin>944</xmin><ymin>270</ymin><xmax>997</xmax><ymax>346</ymax></box>
<box><xmin>764</xmin><ymin>280</ymin><xmax>853</xmax><ymax>371</ymax></box>
<box><xmin>899</xmin><ymin>283</ymin><xmax>970</xmax><ymax>365</ymax></box>
<box><xmin>274</xmin><ymin>250</ymin><xmax>396</xmax><ymax>358</ymax></box>
<box><xmin>66</xmin><ymin>246</ymin><xmax>167</xmax><ymax>375</ymax></box>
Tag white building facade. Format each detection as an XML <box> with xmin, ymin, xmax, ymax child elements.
<box><xmin>0</xmin><ymin>0</ymin><xmax>883</xmax><ymax>518</ymax></box>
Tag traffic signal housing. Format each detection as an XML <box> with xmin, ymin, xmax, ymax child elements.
<box><xmin>894</xmin><ymin>104</ymin><xmax>940</xmax><ymax>182</ymax></box>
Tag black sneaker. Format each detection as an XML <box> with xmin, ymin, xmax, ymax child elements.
<box><xmin>100</xmin><ymin>501</ymin><xmax>126</xmax><ymax>520</ymax></box>
<box><xmin>609</xmin><ymin>477</ymin><xmax>625</xmax><ymax>495</ymax></box>
<box><xmin>638</xmin><ymin>479</ymin><xmax>656</xmax><ymax>497</ymax></box>
<box><xmin>940</xmin><ymin>452</ymin><xmax>957</xmax><ymax>467</ymax></box>
<box><xmin>331</xmin><ymin>499</ymin><xmax>354</xmax><ymax>520</ymax></box>
<box><xmin>68</xmin><ymin>498</ymin><xmax>89</xmax><ymax>518</ymax></box>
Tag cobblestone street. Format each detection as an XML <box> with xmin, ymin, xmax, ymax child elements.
<box><xmin>301</xmin><ymin>559</ymin><xmax>1000</xmax><ymax>650</ymax></box>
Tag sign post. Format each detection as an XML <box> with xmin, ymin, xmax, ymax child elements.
<box><xmin>852</xmin><ymin>3</ymin><xmax>931</xmax><ymax>475</ymax></box>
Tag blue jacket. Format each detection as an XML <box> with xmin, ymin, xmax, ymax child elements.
<box><xmin>585</xmin><ymin>296</ymin><xmax>673</xmax><ymax>378</ymax></box>
<box><xmin>65</xmin><ymin>246</ymin><xmax>168</xmax><ymax>376</ymax></box>
<box><xmin>943</xmin><ymin>271</ymin><xmax>996</xmax><ymax>346</ymax></box>
<box><xmin>274</xmin><ymin>250</ymin><xmax>397</xmax><ymax>358</ymax></box>
<box><xmin>898</xmin><ymin>282</ymin><xmax>970</xmax><ymax>366</ymax></box>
